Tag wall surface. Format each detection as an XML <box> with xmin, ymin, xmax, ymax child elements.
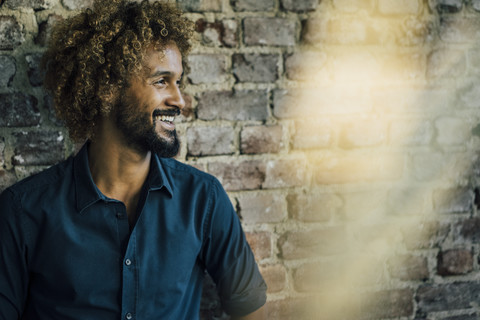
<box><xmin>1</xmin><ymin>0</ymin><xmax>480</xmax><ymax>319</ymax></box>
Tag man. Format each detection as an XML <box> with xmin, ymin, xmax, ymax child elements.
<box><xmin>0</xmin><ymin>0</ymin><xmax>267</xmax><ymax>319</ymax></box>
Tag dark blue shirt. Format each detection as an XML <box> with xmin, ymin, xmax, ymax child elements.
<box><xmin>0</xmin><ymin>143</ymin><xmax>266</xmax><ymax>320</ymax></box>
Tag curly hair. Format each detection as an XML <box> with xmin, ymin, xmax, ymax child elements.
<box><xmin>42</xmin><ymin>0</ymin><xmax>194</xmax><ymax>142</ymax></box>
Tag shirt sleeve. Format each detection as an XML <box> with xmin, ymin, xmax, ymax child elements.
<box><xmin>0</xmin><ymin>189</ymin><xmax>29</xmax><ymax>319</ymax></box>
<box><xmin>201</xmin><ymin>179</ymin><xmax>267</xmax><ymax>317</ymax></box>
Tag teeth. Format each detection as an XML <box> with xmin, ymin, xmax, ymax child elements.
<box><xmin>155</xmin><ymin>115</ymin><xmax>175</xmax><ymax>122</ymax></box>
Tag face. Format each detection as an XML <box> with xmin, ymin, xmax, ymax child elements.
<box><xmin>114</xmin><ymin>43</ymin><xmax>185</xmax><ymax>157</ymax></box>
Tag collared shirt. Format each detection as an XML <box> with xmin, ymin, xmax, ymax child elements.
<box><xmin>0</xmin><ymin>143</ymin><xmax>266</xmax><ymax>320</ymax></box>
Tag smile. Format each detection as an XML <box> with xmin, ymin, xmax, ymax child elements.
<box><xmin>155</xmin><ymin>115</ymin><xmax>175</xmax><ymax>123</ymax></box>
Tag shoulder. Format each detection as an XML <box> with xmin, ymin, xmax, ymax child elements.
<box><xmin>158</xmin><ymin>157</ymin><xmax>222</xmax><ymax>188</ymax></box>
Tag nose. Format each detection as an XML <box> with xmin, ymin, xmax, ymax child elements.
<box><xmin>166</xmin><ymin>85</ymin><xmax>185</xmax><ymax>111</ymax></box>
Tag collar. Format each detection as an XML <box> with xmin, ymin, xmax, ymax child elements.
<box><xmin>74</xmin><ymin>142</ymin><xmax>173</xmax><ymax>213</ymax></box>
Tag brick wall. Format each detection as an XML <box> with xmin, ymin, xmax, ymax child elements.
<box><xmin>1</xmin><ymin>0</ymin><xmax>480</xmax><ymax>319</ymax></box>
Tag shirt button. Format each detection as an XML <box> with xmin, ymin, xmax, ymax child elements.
<box><xmin>125</xmin><ymin>259</ymin><xmax>132</xmax><ymax>266</ymax></box>
<box><xmin>125</xmin><ymin>312</ymin><xmax>133</xmax><ymax>319</ymax></box>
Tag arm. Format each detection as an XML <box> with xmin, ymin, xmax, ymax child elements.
<box><xmin>231</xmin><ymin>305</ymin><xmax>267</xmax><ymax>320</ymax></box>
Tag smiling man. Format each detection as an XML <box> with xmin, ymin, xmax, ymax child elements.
<box><xmin>0</xmin><ymin>1</ymin><xmax>267</xmax><ymax>319</ymax></box>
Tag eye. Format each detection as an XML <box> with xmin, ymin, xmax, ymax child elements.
<box><xmin>153</xmin><ymin>78</ymin><xmax>166</xmax><ymax>86</ymax></box>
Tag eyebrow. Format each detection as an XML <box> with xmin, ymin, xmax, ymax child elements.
<box><xmin>148</xmin><ymin>70</ymin><xmax>183</xmax><ymax>79</ymax></box>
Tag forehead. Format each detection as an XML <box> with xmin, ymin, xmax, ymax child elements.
<box><xmin>143</xmin><ymin>43</ymin><xmax>183</xmax><ymax>75</ymax></box>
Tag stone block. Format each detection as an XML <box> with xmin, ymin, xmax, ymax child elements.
<box><xmin>245</xmin><ymin>231</ymin><xmax>271</xmax><ymax>260</ymax></box>
<box><xmin>186</xmin><ymin>126</ymin><xmax>235</xmax><ymax>156</ymax></box>
<box><xmin>221</xmin><ymin>19</ymin><xmax>238</xmax><ymax>47</ymax></box>
<box><xmin>278</xmin><ymin>227</ymin><xmax>346</xmax><ymax>259</ymax></box>
<box><xmin>416</xmin><ymin>282</ymin><xmax>480</xmax><ymax>312</ymax></box>
<box><xmin>0</xmin><ymin>93</ymin><xmax>40</xmax><ymax>127</ymax></box>
<box><xmin>287</xmin><ymin>192</ymin><xmax>341</xmax><ymax>222</ymax></box>
<box><xmin>378</xmin><ymin>0</ymin><xmax>420</xmax><ymax>14</ymax></box>
<box><xmin>437</xmin><ymin>249</ymin><xmax>473</xmax><ymax>275</ymax></box>
<box><xmin>263</xmin><ymin>158</ymin><xmax>307</xmax><ymax>189</ymax></box>
<box><xmin>231</xmin><ymin>0</ymin><xmax>274</xmax><ymax>11</ymax></box>
<box><xmin>387</xmin><ymin>255</ymin><xmax>429</xmax><ymax>280</ymax></box>
<box><xmin>240</xmin><ymin>125</ymin><xmax>283</xmax><ymax>154</ymax></box>
<box><xmin>187</xmin><ymin>54</ymin><xmax>228</xmax><ymax>84</ymax></box>
<box><xmin>25</xmin><ymin>53</ymin><xmax>45</xmax><ymax>87</ymax></box>
<box><xmin>0</xmin><ymin>16</ymin><xmax>24</xmax><ymax>50</ymax></box>
<box><xmin>61</xmin><ymin>0</ymin><xmax>93</xmax><ymax>10</ymax></box>
<box><xmin>433</xmin><ymin>188</ymin><xmax>474</xmax><ymax>214</ymax></box>
<box><xmin>244</xmin><ymin>17</ymin><xmax>296</xmax><ymax>46</ymax></box>
<box><xmin>259</xmin><ymin>264</ymin><xmax>286</xmax><ymax>293</ymax></box>
<box><xmin>12</xmin><ymin>131</ymin><xmax>65</xmax><ymax>166</ymax></box>
<box><xmin>208</xmin><ymin>160</ymin><xmax>265</xmax><ymax>191</ymax></box>
<box><xmin>280</xmin><ymin>0</ymin><xmax>318</xmax><ymax>11</ymax></box>
<box><xmin>0</xmin><ymin>55</ymin><xmax>15</xmax><ymax>87</ymax></box>
<box><xmin>455</xmin><ymin>217</ymin><xmax>480</xmax><ymax>243</ymax></box>
<box><xmin>177</xmin><ymin>0</ymin><xmax>222</xmax><ymax>12</ymax></box>
<box><xmin>237</xmin><ymin>192</ymin><xmax>286</xmax><ymax>224</ymax></box>
<box><xmin>232</xmin><ymin>54</ymin><xmax>278</xmax><ymax>83</ymax></box>
<box><xmin>197</xmin><ymin>90</ymin><xmax>268</xmax><ymax>121</ymax></box>
<box><xmin>284</xmin><ymin>51</ymin><xmax>327</xmax><ymax>80</ymax></box>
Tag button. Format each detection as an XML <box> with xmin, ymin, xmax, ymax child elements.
<box><xmin>125</xmin><ymin>312</ymin><xmax>133</xmax><ymax>320</ymax></box>
<box><xmin>125</xmin><ymin>259</ymin><xmax>132</xmax><ymax>266</ymax></box>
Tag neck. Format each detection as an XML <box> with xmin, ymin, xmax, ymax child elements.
<box><xmin>88</xmin><ymin>119</ymin><xmax>151</xmax><ymax>217</ymax></box>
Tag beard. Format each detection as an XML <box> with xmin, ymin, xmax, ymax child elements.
<box><xmin>114</xmin><ymin>99</ymin><xmax>180</xmax><ymax>158</ymax></box>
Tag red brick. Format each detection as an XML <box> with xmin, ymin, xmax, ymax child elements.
<box><xmin>287</xmin><ymin>192</ymin><xmax>341</xmax><ymax>222</ymax></box>
<box><xmin>240</xmin><ymin>125</ymin><xmax>283</xmax><ymax>154</ymax></box>
<box><xmin>278</xmin><ymin>227</ymin><xmax>347</xmax><ymax>259</ymax></box>
<box><xmin>245</xmin><ymin>231</ymin><xmax>271</xmax><ymax>260</ymax></box>
<box><xmin>259</xmin><ymin>264</ymin><xmax>286</xmax><ymax>293</ymax></box>
<box><xmin>387</xmin><ymin>254</ymin><xmax>429</xmax><ymax>280</ymax></box>
<box><xmin>237</xmin><ymin>192</ymin><xmax>286</xmax><ymax>224</ymax></box>
<box><xmin>208</xmin><ymin>160</ymin><xmax>265</xmax><ymax>191</ymax></box>
<box><xmin>437</xmin><ymin>249</ymin><xmax>473</xmax><ymax>276</ymax></box>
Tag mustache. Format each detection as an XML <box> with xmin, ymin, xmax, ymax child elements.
<box><xmin>152</xmin><ymin>108</ymin><xmax>181</xmax><ymax>117</ymax></box>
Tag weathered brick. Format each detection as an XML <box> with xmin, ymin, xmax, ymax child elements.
<box><xmin>0</xmin><ymin>169</ymin><xmax>17</xmax><ymax>194</ymax></box>
<box><xmin>460</xmin><ymin>82</ymin><xmax>480</xmax><ymax>108</ymax></box>
<box><xmin>287</xmin><ymin>192</ymin><xmax>341</xmax><ymax>222</ymax></box>
<box><xmin>387</xmin><ymin>255</ymin><xmax>429</xmax><ymax>280</ymax></box>
<box><xmin>0</xmin><ymin>93</ymin><xmax>40</xmax><ymax>127</ymax></box>
<box><xmin>389</xmin><ymin>119</ymin><xmax>433</xmax><ymax>146</ymax></box>
<box><xmin>280</xmin><ymin>0</ymin><xmax>317</xmax><ymax>11</ymax></box>
<box><xmin>339</xmin><ymin>118</ymin><xmax>387</xmax><ymax>148</ymax></box>
<box><xmin>208</xmin><ymin>160</ymin><xmax>265</xmax><ymax>191</ymax></box>
<box><xmin>433</xmin><ymin>188</ymin><xmax>474</xmax><ymax>214</ymax></box>
<box><xmin>437</xmin><ymin>249</ymin><xmax>473</xmax><ymax>275</ymax></box>
<box><xmin>237</xmin><ymin>192</ymin><xmax>285</xmax><ymax>223</ymax></box>
<box><xmin>186</xmin><ymin>126</ymin><xmax>235</xmax><ymax>156</ymax></box>
<box><xmin>285</xmin><ymin>51</ymin><xmax>327</xmax><ymax>80</ymax></box>
<box><xmin>0</xmin><ymin>16</ymin><xmax>24</xmax><ymax>50</ymax></box>
<box><xmin>231</xmin><ymin>0</ymin><xmax>274</xmax><ymax>11</ymax></box>
<box><xmin>291</xmin><ymin>120</ymin><xmax>332</xmax><ymax>150</ymax></box>
<box><xmin>401</xmin><ymin>221</ymin><xmax>449</xmax><ymax>250</ymax></box>
<box><xmin>435</xmin><ymin>117</ymin><xmax>471</xmax><ymax>145</ymax></box>
<box><xmin>0</xmin><ymin>55</ymin><xmax>16</xmax><ymax>87</ymax></box>
<box><xmin>427</xmin><ymin>49</ymin><xmax>466</xmax><ymax>79</ymax></box>
<box><xmin>187</xmin><ymin>54</ymin><xmax>228</xmax><ymax>84</ymax></box>
<box><xmin>378</xmin><ymin>0</ymin><xmax>420</xmax><ymax>14</ymax></box>
<box><xmin>411</xmin><ymin>153</ymin><xmax>471</xmax><ymax>182</ymax></box>
<box><xmin>343</xmin><ymin>190</ymin><xmax>388</xmax><ymax>221</ymax></box>
<box><xmin>12</xmin><ymin>131</ymin><xmax>65</xmax><ymax>166</ymax></box>
<box><xmin>473</xmin><ymin>0</ymin><xmax>480</xmax><ymax>11</ymax></box>
<box><xmin>61</xmin><ymin>0</ymin><xmax>93</xmax><ymax>10</ymax></box>
<box><xmin>25</xmin><ymin>53</ymin><xmax>44</xmax><ymax>87</ymax></box>
<box><xmin>455</xmin><ymin>218</ymin><xmax>480</xmax><ymax>243</ymax></box>
<box><xmin>263</xmin><ymin>158</ymin><xmax>307</xmax><ymax>189</ymax></box>
<box><xmin>387</xmin><ymin>187</ymin><xmax>428</xmax><ymax>215</ymax></box>
<box><xmin>416</xmin><ymin>282</ymin><xmax>480</xmax><ymax>312</ymax></box>
<box><xmin>245</xmin><ymin>231</ymin><xmax>271</xmax><ymax>260</ymax></box>
<box><xmin>332</xmin><ymin>0</ymin><xmax>374</xmax><ymax>12</ymax></box>
<box><xmin>373</xmin><ymin>87</ymin><xmax>454</xmax><ymax>113</ymax></box>
<box><xmin>232</xmin><ymin>54</ymin><xmax>278</xmax><ymax>83</ymax></box>
<box><xmin>292</xmin><ymin>260</ymin><xmax>348</xmax><ymax>292</ymax></box>
<box><xmin>4</xmin><ymin>0</ymin><xmax>52</xmax><ymax>9</ymax></box>
<box><xmin>279</xmin><ymin>227</ymin><xmax>346</xmax><ymax>259</ymax></box>
<box><xmin>303</xmin><ymin>17</ymin><xmax>368</xmax><ymax>45</ymax></box>
<box><xmin>361</xmin><ymin>289</ymin><xmax>414</xmax><ymax>318</ymax></box>
<box><xmin>177</xmin><ymin>0</ymin><xmax>222</xmax><ymax>12</ymax></box>
<box><xmin>439</xmin><ymin>17</ymin><xmax>480</xmax><ymax>43</ymax></box>
<box><xmin>244</xmin><ymin>17</ymin><xmax>296</xmax><ymax>46</ymax></box>
<box><xmin>432</xmin><ymin>0</ymin><xmax>463</xmax><ymax>13</ymax></box>
<box><xmin>259</xmin><ymin>264</ymin><xmax>286</xmax><ymax>293</ymax></box>
<box><xmin>35</xmin><ymin>14</ymin><xmax>63</xmax><ymax>46</ymax></box>
<box><xmin>197</xmin><ymin>90</ymin><xmax>268</xmax><ymax>121</ymax></box>
<box><xmin>221</xmin><ymin>19</ymin><xmax>238</xmax><ymax>47</ymax></box>
<box><xmin>14</xmin><ymin>166</ymin><xmax>47</xmax><ymax>180</ymax></box>
<box><xmin>240</xmin><ymin>125</ymin><xmax>283</xmax><ymax>154</ymax></box>
<box><xmin>266</xmin><ymin>297</ymin><xmax>320</xmax><ymax>320</ymax></box>
<box><xmin>195</xmin><ymin>19</ymin><xmax>238</xmax><ymax>47</ymax></box>
<box><xmin>314</xmin><ymin>154</ymin><xmax>403</xmax><ymax>184</ymax></box>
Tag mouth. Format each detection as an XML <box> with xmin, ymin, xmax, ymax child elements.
<box><xmin>153</xmin><ymin>109</ymin><xmax>180</xmax><ymax>125</ymax></box>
